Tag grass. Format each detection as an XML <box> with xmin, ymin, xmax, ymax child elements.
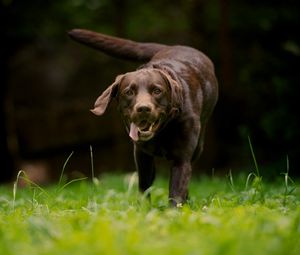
<box><xmin>0</xmin><ymin>170</ymin><xmax>299</xmax><ymax>255</ymax></box>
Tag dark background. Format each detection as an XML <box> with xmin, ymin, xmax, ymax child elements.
<box><xmin>1</xmin><ymin>0</ymin><xmax>299</xmax><ymax>183</ymax></box>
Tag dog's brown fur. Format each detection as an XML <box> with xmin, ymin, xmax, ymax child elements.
<box><xmin>68</xmin><ymin>29</ymin><xmax>218</xmax><ymax>206</ymax></box>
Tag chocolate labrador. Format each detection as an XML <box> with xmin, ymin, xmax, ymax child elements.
<box><xmin>68</xmin><ymin>29</ymin><xmax>218</xmax><ymax>206</ymax></box>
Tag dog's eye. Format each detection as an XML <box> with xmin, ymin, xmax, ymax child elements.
<box><xmin>153</xmin><ymin>88</ymin><xmax>162</xmax><ymax>95</ymax></box>
<box><xmin>124</xmin><ymin>89</ymin><xmax>134</xmax><ymax>97</ymax></box>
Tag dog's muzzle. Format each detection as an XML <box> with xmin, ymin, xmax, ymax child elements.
<box><xmin>129</xmin><ymin>118</ymin><xmax>161</xmax><ymax>142</ymax></box>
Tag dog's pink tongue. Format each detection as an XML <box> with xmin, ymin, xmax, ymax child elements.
<box><xmin>129</xmin><ymin>123</ymin><xmax>139</xmax><ymax>141</ymax></box>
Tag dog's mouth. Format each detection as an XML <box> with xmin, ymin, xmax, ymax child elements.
<box><xmin>129</xmin><ymin>119</ymin><xmax>161</xmax><ymax>142</ymax></box>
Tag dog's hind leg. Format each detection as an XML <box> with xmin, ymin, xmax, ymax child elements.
<box><xmin>169</xmin><ymin>161</ymin><xmax>192</xmax><ymax>207</ymax></box>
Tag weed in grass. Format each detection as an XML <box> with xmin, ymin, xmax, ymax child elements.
<box><xmin>13</xmin><ymin>170</ymin><xmax>50</xmax><ymax>212</ymax></box>
<box><xmin>223</xmin><ymin>137</ymin><xmax>266</xmax><ymax>205</ymax></box>
<box><xmin>248</xmin><ymin>136</ymin><xmax>261</xmax><ymax>177</ymax></box>
<box><xmin>125</xmin><ymin>172</ymin><xmax>138</xmax><ymax>197</ymax></box>
<box><xmin>227</xmin><ymin>169</ymin><xmax>236</xmax><ymax>193</ymax></box>
<box><xmin>245</xmin><ymin>136</ymin><xmax>265</xmax><ymax>203</ymax></box>
<box><xmin>58</xmin><ymin>151</ymin><xmax>74</xmax><ymax>187</ymax></box>
<box><xmin>56</xmin><ymin>151</ymin><xmax>88</xmax><ymax>193</ymax></box>
<box><xmin>89</xmin><ymin>146</ymin><xmax>95</xmax><ymax>181</ymax></box>
<box><xmin>281</xmin><ymin>156</ymin><xmax>297</xmax><ymax>207</ymax></box>
<box><xmin>12</xmin><ymin>151</ymin><xmax>89</xmax><ymax>213</ymax></box>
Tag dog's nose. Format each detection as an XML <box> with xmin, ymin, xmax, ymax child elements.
<box><xmin>136</xmin><ymin>105</ymin><xmax>152</xmax><ymax>113</ymax></box>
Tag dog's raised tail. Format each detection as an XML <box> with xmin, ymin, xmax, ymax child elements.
<box><xmin>68</xmin><ymin>29</ymin><xmax>167</xmax><ymax>62</ymax></box>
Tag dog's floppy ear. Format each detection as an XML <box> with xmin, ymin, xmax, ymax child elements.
<box><xmin>157</xmin><ymin>70</ymin><xmax>183</xmax><ymax>112</ymax></box>
<box><xmin>90</xmin><ymin>75</ymin><xmax>123</xmax><ymax>116</ymax></box>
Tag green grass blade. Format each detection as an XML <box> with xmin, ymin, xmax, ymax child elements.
<box><xmin>57</xmin><ymin>177</ymin><xmax>88</xmax><ymax>193</ymax></box>
<box><xmin>90</xmin><ymin>145</ymin><xmax>95</xmax><ymax>181</ymax></box>
<box><xmin>58</xmin><ymin>151</ymin><xmax>74</xmax><ymax>187</ymax></box>
<box><xmin>227</xmin><ymin>169</ymin><xmax>236</xmax><ymax>192</ymax></box>
<box><xmin>248</xmin><ymin>136</ymin><xmax>260</xmax><ymax>177</ymax></box>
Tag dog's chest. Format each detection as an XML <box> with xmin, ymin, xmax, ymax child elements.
<box><xmin>136</xmin><ymin>121</ymin><xmax>184</xmax><ymax>159</ymax></box>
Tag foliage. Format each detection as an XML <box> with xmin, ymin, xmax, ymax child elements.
<box><xmin>0</xmin><ymin>173</ymin><xmax>299</xmax><ymax>255</ymax></box>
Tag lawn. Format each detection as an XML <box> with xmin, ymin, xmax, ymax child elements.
<box><xmin>0</xmin><ymin>171</ymin><xmax>299</xmax><ymax>255</ymax></box>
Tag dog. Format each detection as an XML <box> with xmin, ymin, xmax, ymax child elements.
<box><xmin>68</xmin><ymin>29</ymin><xmax>218</xmax><ymax>206</ymax></box>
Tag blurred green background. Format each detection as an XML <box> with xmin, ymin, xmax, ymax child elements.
<box><xmin>1</xmin><ymin>0</ymin><xmax>299</xmax><ymax>183</ymax></box>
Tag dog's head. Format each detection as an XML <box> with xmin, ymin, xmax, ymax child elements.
<box><xmin>91</xmin><ymin>69</ymin><xmax>182</xmax><ymax>142</ymax></box>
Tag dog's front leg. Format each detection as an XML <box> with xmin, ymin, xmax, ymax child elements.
<box><xmin>134</xmin><ymin>145</ymin><xmax>155</xmax><ymax>193</ymax></box>
<box><xmin>169</xmin><ymin>161</ymin><xmax>192</xmax><ymax>206</ymax></box>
